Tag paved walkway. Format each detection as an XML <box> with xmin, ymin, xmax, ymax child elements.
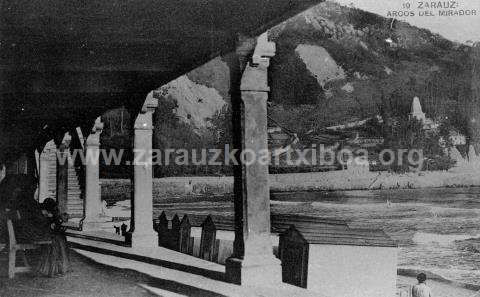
<box><xmin>0</xmin><ymin>251</ymin><xmax>155</xmax><ymax>297</ymax></box>
<box><xmin>4</xmin><ymin>237</ymin><xmax>476</xmax><ymax>297</ymax></box>
<box><xmin>2</xmin><ymin>236</ymin><xmax>319</xmax><ymax>297</ymax></box>
<box><xmin>69</xmin><ymin>236</ymin><xmax>321</xmax><ymax>297</ymax></box>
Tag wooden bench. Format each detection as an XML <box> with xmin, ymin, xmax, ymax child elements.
<box><xmin>6</xmin><ymin>211</ymin><xmax>52</xmax><ymax>278</ymax></box>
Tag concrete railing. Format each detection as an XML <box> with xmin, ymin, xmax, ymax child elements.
<box><xmin>153</xmin><ymin>212</ymin><xmax>234</xmax><ymax>264</ymax></box>
<box><xmin>152</xmin><ymin>211</ymin><xmax>355</xmax><ymax>265</ymax></box>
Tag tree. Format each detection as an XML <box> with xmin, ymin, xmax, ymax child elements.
<box><xmin>207</xmin><ymin>105</ymin><xmax>232</xmax><ymax>147</ymax></box>
<box><xmin>383</xmin><ymin>116</ymin><xmax>455</xmax><ymax>172</ymax></box>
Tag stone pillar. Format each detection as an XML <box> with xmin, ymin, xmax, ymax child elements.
<box><xmin>56</xmin><ymin>133</ymin><xmax>71</xmax><ymax>214</ymax></box>
<box><xmin>0</xmin><ymin>164</ymin><xmax>5</xmax><ymax>183</ymax></box>
<box><xmin>35</xmin><ymin>149</ymin><xmax>40</xmax><ymax>201</ymax></box>
<box><xmin>82</xmin><ymin>118</ymin><xmax>104</xmax><ymax>231</ymax></box>
<box><xmin>226</xmin><ymin>33</ymin><xmax>281</xmax><ymax>286</ymax></box>
<box><xmin>38</xmin><ymin>141</ymin><xmax>56</xmax><ymax>203</ymax></box>
<box><xmin>130</xmin><ymin>94</ymin><xmax>158</xmax><ymax>248</ymax></box>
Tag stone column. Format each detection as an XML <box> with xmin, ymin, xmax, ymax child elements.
<box><xmin>0</xmin><ymin>164</ymin><xmax>5</xmax><ymax>183</ymax></box>
<box><xmin>82</xmin><ymin>118</ymin><xmax>104</xmax><ymax>231</ymax></box>
<box><xmin>226</xmin><ymin>33</ymin><xmax>281</xmax><ymax>286</ymax></box>
<box><xmin>130</xmin><ymin>94</ymin><xmax>158</xmax><ymax>248</ymax></box>
<box><xmin>38</xmin><ymin>141</ymin><xmax>56</xmax><ymax>203</ymax></box>
<box><xmin>56</xmin><ymin>133</ymin><xmax>71</xmax><ymax>214</ymax></box>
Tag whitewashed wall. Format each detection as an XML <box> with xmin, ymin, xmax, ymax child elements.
<box><xmin>307</xmin><ymin>244</ymin><xmax>398</xmax><ymax>297</ymax></box>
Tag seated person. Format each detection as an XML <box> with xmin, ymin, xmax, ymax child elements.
<box><xmin>0</xmin><ymin>174</ymin><xmax>70</xmax><ymax>276</ymax></box>
<box><xmin>0</xmin><ymin>175</ymin><xmax>51</xmax><ymax>243</ymax></box>
<box><xmin>36</xmin><ymin>198</ymin><xmax>70</xmax><ymax>276</ymax></box>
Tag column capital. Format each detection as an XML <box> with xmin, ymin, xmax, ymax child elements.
<box><xmin>141</xmin><ymin>94</ymin><xmax>159</xmax><ymax>113</ymax></box>
<box><xmin>240</xmin><ymin>33</ymin><xmax>276</xmax><ymax>93</ymax></box>
<box><xmin>134</xmin><ymin>94</ymin><xmax>158</xmax><ymax>130</ymax></box>
<box><xmin>60</xmin><ymin>132</ymin><xmax>72</xmax><ymax>149</ymax></box>
<box><xmin>91</xmin><ymin>117</ymin><xmax>104</xmax><ymax>134</ymax></box>
<box><xmin>252</xmin><ymin>32</ymin><xmax>276</xmax><ymax>67</ymax></box>
<box><xmin>86</xmin><ymin>117</ymin><xmax>103</xmax><ymax>147</ymax></box>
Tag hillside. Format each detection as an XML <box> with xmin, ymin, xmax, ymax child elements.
<box><xmin>101</xmin><ymin>1</ymin><xmax>479</xmax><ymax>172</ymax></box>
<box><xmin>267</xmin><ymin>1</ymin><xmax>473</xmax><ymax>133</ymax></box>
<box><xmin>155</xmin><ymin>1</ymin><xmax>473</xmax><ymax>133</ymax></box>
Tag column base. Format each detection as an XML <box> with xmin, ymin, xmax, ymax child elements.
<box><xmin>225</xmin><ymin>255</ymin><xmax>282</xmax><ymax>286</ymax></box>
<box><xmin>130</xmin><ymin>232</ymin><xmax>157</xmax><ymax>249</ymax></box>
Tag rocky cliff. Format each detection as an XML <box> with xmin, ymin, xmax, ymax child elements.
<box><xmin>103</xmin><ymin>1</ymin><xmax>479</xmax><ymax>155</ymax></box>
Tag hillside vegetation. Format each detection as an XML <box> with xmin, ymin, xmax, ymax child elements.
<box><xmin>100</xmin><ymin>1</ymin><xmax>479</xmax><ymax>177</ymax></box>
<box><xmin>268</xmin><ymin>2</ymin><xmax>473</xmax><ymax>133</ymax></box>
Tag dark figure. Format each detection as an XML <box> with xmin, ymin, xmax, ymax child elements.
<box><xmin>114</xmin><ymin>226</ymin><xmax>120</xmax><ymax>235</ymax></box>
<box><xmin>0</xmin><ymin>174</ymin><xmax>70</xmax><ymax>277</ymax></box>
<box><xmin>0</xmin><ymin>175</ymin><xmax>51</xmax><ymax>244</ymax></box>
<box><xmin>121</xmin><ymin>223</ymin><xmax>128</xmax><ymax>236</ymax></box>
<box><xmin>36</xmin><ymin>198</ymin><xmax>70</xmax><ymax>276</ymax></box>
<box><xmin>412</xmin><ymin>273</ymin><xmax>432</xmax><ymax>297</ymax></box>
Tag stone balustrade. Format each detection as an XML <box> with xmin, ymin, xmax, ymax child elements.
<box><xmin>152</xmin><ymin>210</ymin><xmax>397</xmax><ymax>297</ymax></box>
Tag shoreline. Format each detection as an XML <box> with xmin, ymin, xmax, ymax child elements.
<box><xmin>397</xmin><ymin>275</ymin><xmax>478</xmax><ymax>297</ymax></box>
<box><xmin>102</xmin><ymin>169</ymin><xmax>480</xmax><ymax>200</ymax></box>
<box><xmin>99</xmin><ymin>183</ymin><xmax>480</xmax><ymax>294</ymax></box>
<box><xmin>398</xmin><ymin>268</ymin><xmax>480</xmax><ymax>292</ymax></box>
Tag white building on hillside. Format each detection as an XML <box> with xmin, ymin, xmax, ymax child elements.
<box><xmin>410</xmin><ymin>96</ymin><xmax>439</xmax><ymax>131</ymax></box>
<box><xmin>411</xmin><ymin>96</ymin><xmax>426</xmax><ymax>122</ymax></box>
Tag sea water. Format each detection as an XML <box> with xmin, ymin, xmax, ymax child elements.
<box><xmin>150</xmin><ymin>186</ymin><xmax>480</xmax><ymax>286</ymax></box>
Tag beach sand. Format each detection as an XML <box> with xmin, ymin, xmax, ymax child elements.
<box><xmin>397</xmin><ymin>276</ymin><xmax>479</xmax><ymax>297</ymax></box>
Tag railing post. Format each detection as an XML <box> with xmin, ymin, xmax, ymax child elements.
<box><xmin>178</xmin><ymin>215</ymin><xmax>192</xmax><ymax>254</ymax></box>
<box><xmin>170</xmin><ymin>214</ymin><xmax>180</xmax><ymax>250</ymax></box>
<box><xmin>157</xmin><ymin>211</ymin><xmax>169</xmax><ymax>247</ymax></box>
<box><xmin>200</xmin><ymin>216</ymin><xmax>217</xmax><ymax>261</ymax></box>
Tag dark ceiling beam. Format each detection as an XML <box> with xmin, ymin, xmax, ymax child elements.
<box><xmin>0</xmin><ymin>0</ymin><xmax>325</xmax><ymax>164</ymax></box>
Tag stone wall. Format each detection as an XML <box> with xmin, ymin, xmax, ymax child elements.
<box><xmin>101</xmin><ymin>169</ymin><xmax>480</xmax><ymax>201</ymax></box>
<box><xmin>307</xmin><ymin>244</ymin><xmax>397</xmax><ymax>297</ymax></box>
<box><xmin>101</xmin><ymin>176</ymin><xmax>234</xmax><ymax>202</ymax></box>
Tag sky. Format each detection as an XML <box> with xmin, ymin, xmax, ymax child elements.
<box><xmin>331</xmin><ymin>0</ymin><xmax>480</xmax><ymax>43</ymax></box>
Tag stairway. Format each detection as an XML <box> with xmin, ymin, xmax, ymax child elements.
<box><xmin>42</xmin><ymin>146</ymin><xmax>85</xmax><ymax>223</ymax></box>
<box><xmin>43</xmin><ymin>142</ymin><xmax>58</xmax><ymax>200</ymax></box>
<box><xmin>66</xmin><ymin>154</ymin><xmax>84</xmax><ymax>220</ymax></box>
